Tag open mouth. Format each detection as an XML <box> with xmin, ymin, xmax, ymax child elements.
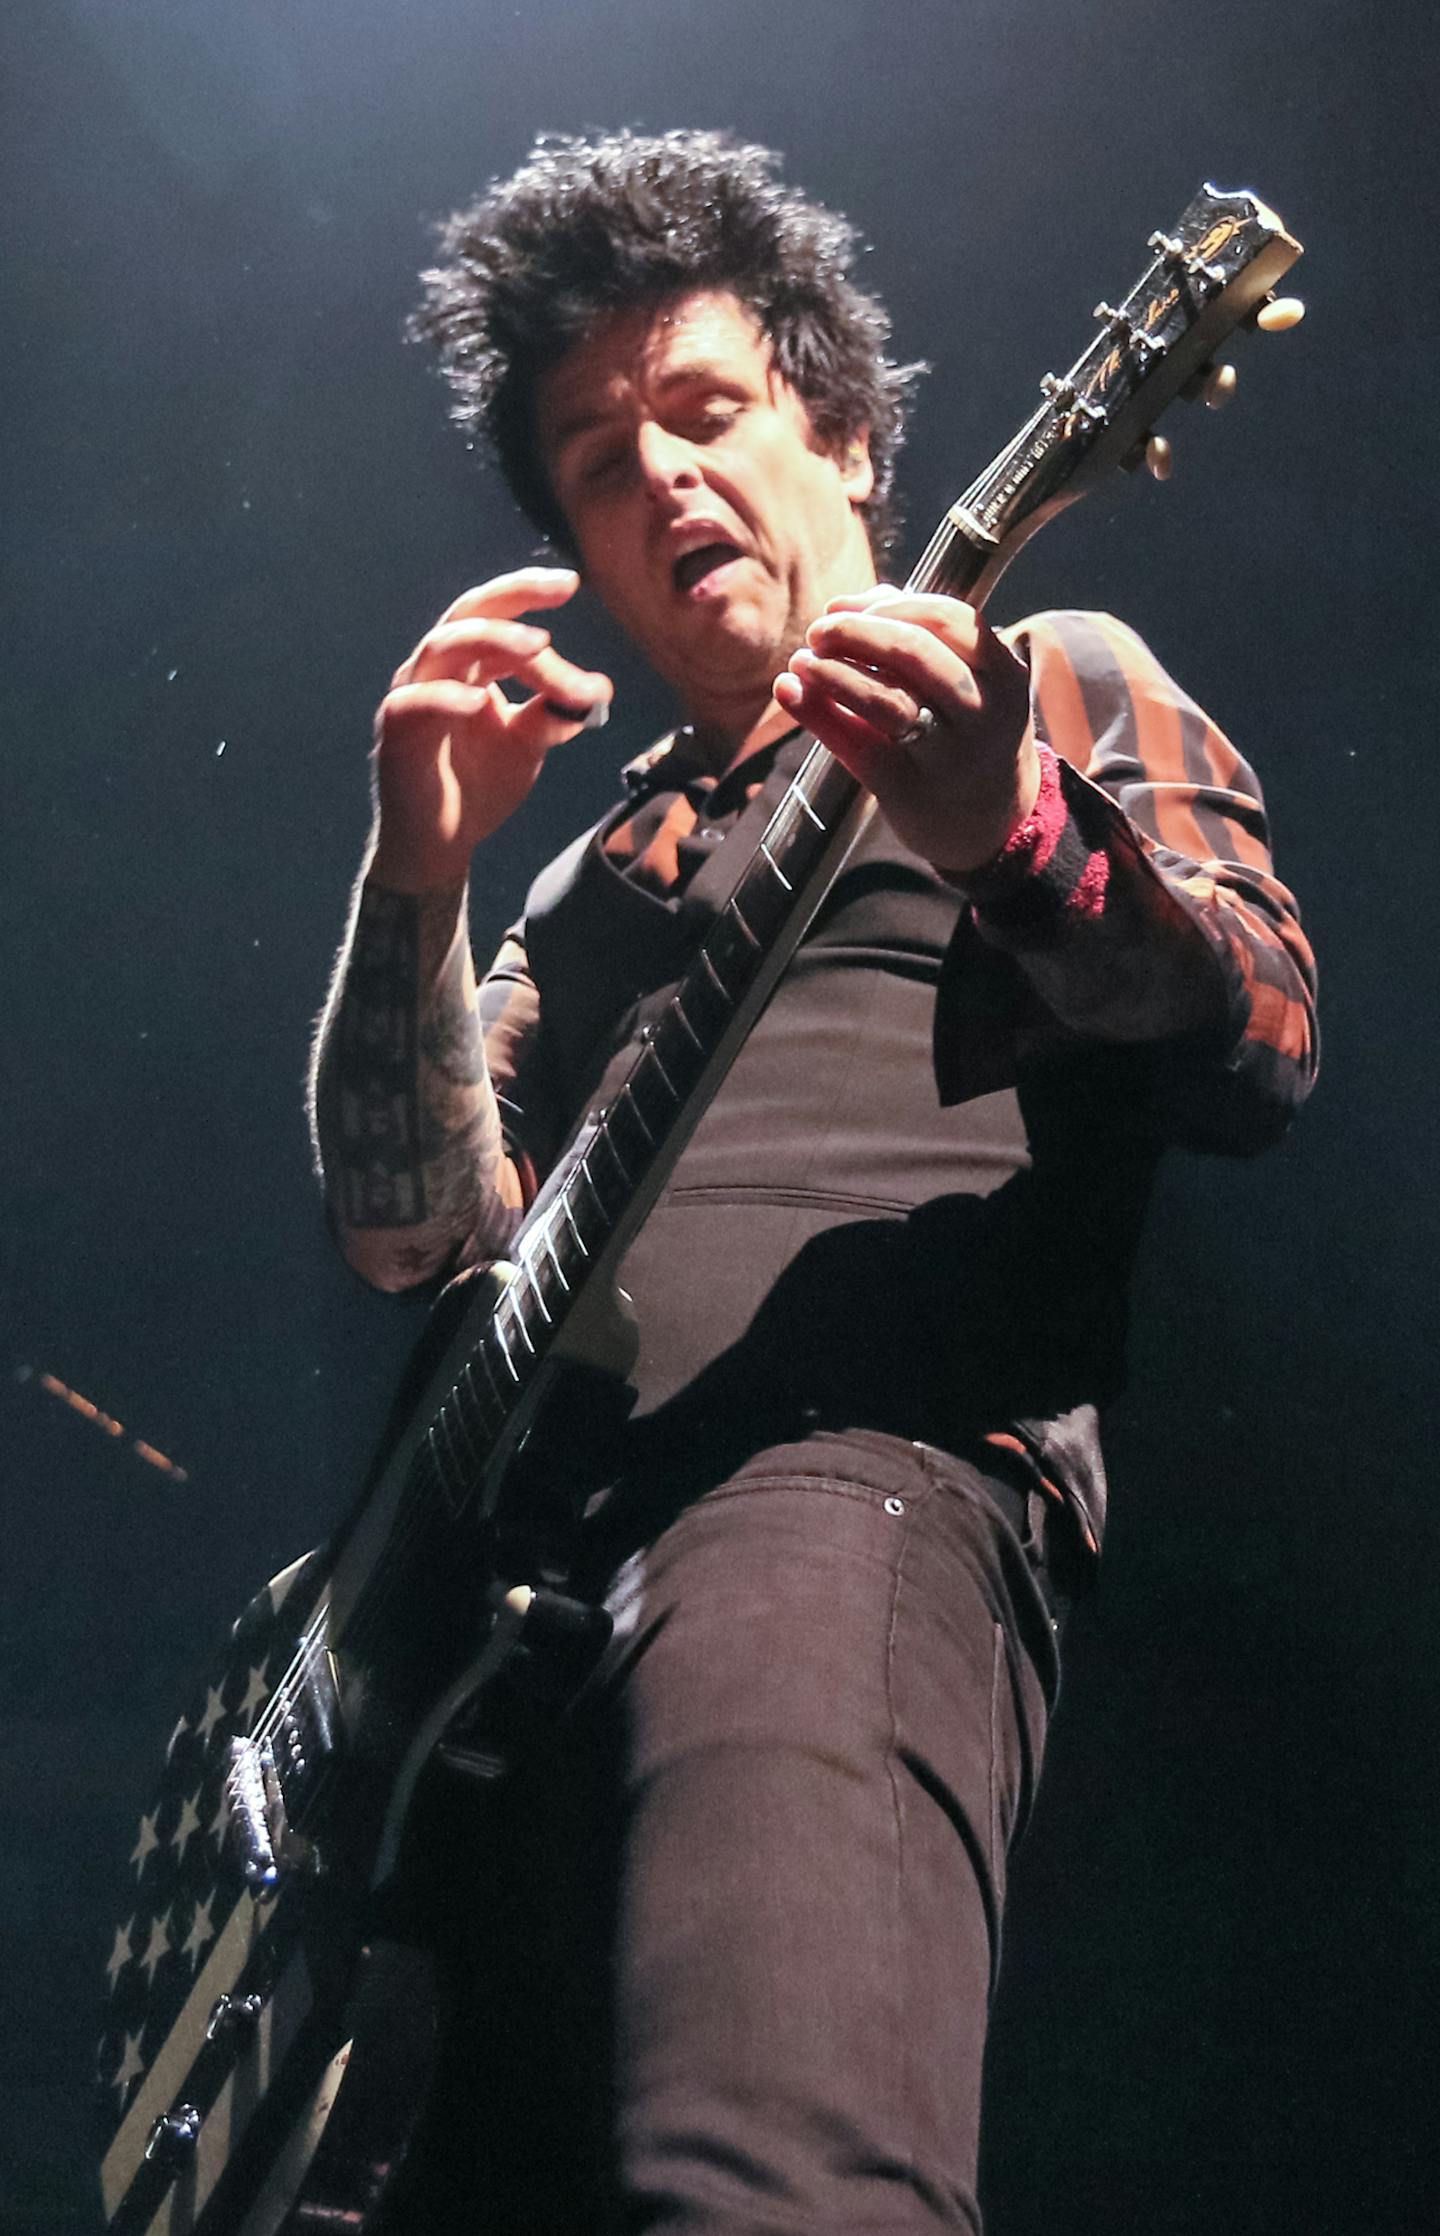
<box><xmin>672</xmin><ymin>541</ymin><xmax>744</xmax><ymax>595</ymax></box>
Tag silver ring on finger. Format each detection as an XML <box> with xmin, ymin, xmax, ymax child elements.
<box><xmin>896</xmin><ymin>705</ymin><xmax>938</xmax><ymax>750</ymax></box>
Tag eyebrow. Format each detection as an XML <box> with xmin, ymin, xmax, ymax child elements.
<box><xmin>545</xmin><ymin>361</ymin><xmax>752</xmax><ymax>458</ymax></box>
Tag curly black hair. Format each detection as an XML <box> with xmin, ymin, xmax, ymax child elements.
<box><xmin>410</xmin><ymin>128</ymin><xmax>922</xmax><ymax>562</ymax></box>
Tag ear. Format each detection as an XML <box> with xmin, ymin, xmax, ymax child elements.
<box><xmin>839</xmin><ymin>428</ymin><xmax>874</xmax><ymax>506</ymax></box>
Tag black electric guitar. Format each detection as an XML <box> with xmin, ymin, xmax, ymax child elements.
<box><xmin>98</xmin><ymin>185</ymin><xmax>1303</xmax><ymax>2235</ymax></box>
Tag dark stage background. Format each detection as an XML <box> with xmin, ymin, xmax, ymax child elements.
<box><xmin>4</xmin><ymin>1</ymin><xmax>1435</xmax><ymax>2228</ymax></box>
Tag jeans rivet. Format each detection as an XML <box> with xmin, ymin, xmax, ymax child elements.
<box><xmin>884</xmin><ymin>1496</ymin><xmax>905</xmax><ymax>1516</ymax></box>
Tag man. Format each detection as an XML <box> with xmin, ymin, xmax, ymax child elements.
<box><xmin>311</xmin><ymin>130</ymin><xmax>1315</xmax><ymax>2234</ymax></box>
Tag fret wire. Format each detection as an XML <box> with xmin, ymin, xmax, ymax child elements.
<box><xmin>522</xmin><ymin>1252</ymin><xmax>553</xmax><ymax>1324</ymax></box>
<box><xmin>597</xmin><ymin>1123</ymin><xmax>632</xmax><ymax>1188</ymax></box>
<box><xmin>563</xmin><ymin>1191</ymin><xmax>592</xmax><ymax>1258</ymax></box>
<box><xmin>425</xmin><ymin>1421</ymin><xmax>456</xmax><ymax>1505</ymax></box>
<box><xmin>444</xmin><ymin>1385</ymin><xmax>484</xmax><ymax>1470</ymax></box>
<box><xmin>433</xmin><ymin>1407</ymin><xmax>467</xmax><ymax>1500</ymax></box>
<box><xmin>575</xmin><ymin>1158</ymin><xmax>613</xmax><ymax>1239</ymax></box>
<box><xmin>457</xmin><ymin>1360</ymin><xmax>500</xmax><ymax>1445</ymax></box>
<box><xmin>726</xmin><ymin>893</ymin><xmax>762</xmax><ymax>948</ymax></box>
<box><xmin>759</xmin><ymin>838</ymin><xmax>794</xmax><ymax>892</ymax></box>
<box><xmin>642</xmin><ymin>1035</ymin><xmax>678</xmax><ymax>1100</ymax></box>
<box><xmin>621</xmin><ymin>1086</ymin><xmax>657</xmax><ymax>1148</ymax></box>
<box><xmin>670</xmin><ymin>990</ymin><xmax>705</xmax><ymax>1052</ymax></box>
<box><xmin>475</xmin><ymin>1343</ymin><xmax>507</xmax><ymax>1417</ymax></box>
<box><xmin>492</xmin><ymin>1318</ymin><xmax>521</xmax><ymax>1383</ymax></box>
<box><xmin>790</xmin><ymin>781</ymin><xmax>825</xmax><ymax>831</ymax></box>
<box><xmin>543</xmin><ymin>1217</ymin><xmax>572</xmax><ymax>1292</ymax></box>
<box><xmin>700</xmin><ymin>949</ymin><xmax>731</xmax><ymax>1002</ymax></box>
<box><xmin>451</xmin><ymin>1396</ymin><xmax>484</xmax><ymax>1479</ymax></box>
<box><xmin>505</xmin><ymin>1292</ymin><xmax>536</xmax><ymax>1355</ymax></box>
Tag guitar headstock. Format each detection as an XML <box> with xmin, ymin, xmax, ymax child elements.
<box><xmin>921</xmin><ymin>185</ymin><xmax>1304</xmax><ymax>603</ymax></box>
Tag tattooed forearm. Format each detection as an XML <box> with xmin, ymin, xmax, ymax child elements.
<box><xmin>310</xmin><ymin>876</ymin><xmax>516</xmax><ymax>1286</ymax></box>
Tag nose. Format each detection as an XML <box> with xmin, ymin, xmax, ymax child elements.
<box><xmin>635</xmin><ymin>418</ymin><xmax>702</xmax><ymax>500</ymax></box>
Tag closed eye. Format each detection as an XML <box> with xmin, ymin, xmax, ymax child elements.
<box><xmin>682</xmin><ymin>399</ymin><xmax>744</xmax><ymax>438</ymax></box>
<box><xmin>578</xmin><ymin>445</ymin><xmax>629</xmax><ymax>487</ymax></box>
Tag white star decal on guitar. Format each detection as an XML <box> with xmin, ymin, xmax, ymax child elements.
<box><xmin>238</xmin><ymin>1661</ymin><xmax>270</xmax><ymax>1726</ymax></box>
<box><xmin>105</xmin><ymin>1919</ymin><xmax>134</xmax><ymax>1989</ymax></box>
<box><xmin>129</xmin><ymin>1812</ymin><xmax>159</xmax><ymax>1876</ymax></box>
<box><xmin>182</xmin><ymin>1892</ymin><xmax>216</xmax><ymax>1969</ymax></box>
<box><xmin>195</xmin><ymin>1682</ymin><xmax>227</xmax><ymax>1745</ymax></box>
<box><xmin>170</xmin><ymin>1793</ymin><xmax>203</xmax><ymax>1860</ymax></box>
<box><xmin>111</xmin><ymin>2029</ymin><xmax>145</xmax><ymax>2106</ymax></box>
<box><xmin>138</xmin><ymin>1912</ymin><xmax>170</xmax><ymax>1985</ymax></box>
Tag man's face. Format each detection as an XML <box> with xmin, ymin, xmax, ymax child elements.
<box><xmin>536</xmin><ymin>290</ymin><xmax>876</xmax><ymax>731</ymax></box>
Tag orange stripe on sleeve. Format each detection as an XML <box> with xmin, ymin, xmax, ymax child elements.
<box><xmin>1011</xmin><ymin>616</ymin><xmax>1098</xmax><ymax>776</ymax></box>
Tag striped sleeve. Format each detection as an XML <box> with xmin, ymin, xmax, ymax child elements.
<box><xmin>952</xmin><ymin>609</ymin><xmax>1317</xmax><ymax>1153</ymax></box>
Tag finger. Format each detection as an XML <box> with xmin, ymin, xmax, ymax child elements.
<box><xmin>379</xmin><ymin>679</ymin><xmax>500</xmax><ymax>732</ymax></box>
<box><xmin>512</xmin><ymin>645</ymin><xmax>614</xmax><ymax>716</ymax></box>
<box><xmin>404</xmin><ymin>619</ymin><xmax>552</xmax><ymax>688</ymax></box>
<box><xmin>435</xmin><ymin>567</ymin><xmax>582</xmax><ymax>628</ymax></box>
<box><xmin>409</xmin><ymin>629</ymin><xmax>610</xmax><ymax>710</ymax></box>
<box><xmin>785</xmin><ymin>648</ymin><xmax>921</xmax><ymax>739</ymax></box>
<box><xmin>506</xmin><ymin>683</ymin><xmax>613</xmax><ymax>753</ymax></box>
<box><xmin>814</xmin><ymin>582</ymin><xmax>908</xmax><ymax>614</ymax></box>
<box><xmin>821</xmin><ymin>591</ymin><xmax>1001</xmax><ymax>663</ymax></box>
<box><xmin>803</xmin><ymin>611</ymin><xmax>981</xmax><ymax>715</ymax></box>
<box><xmin>773</xmin><ymin>668</ymin><xmax>890</xmax><ymax>790</ymax></box>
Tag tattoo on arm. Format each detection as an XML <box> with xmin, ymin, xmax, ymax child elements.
<box><xmin>311</xmin><ymin>879</ymin><xmax>512</xmax><ymax>1268</ymax></box>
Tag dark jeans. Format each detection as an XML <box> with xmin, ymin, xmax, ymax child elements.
<box><xmin>388</xmin><ymin>1430</ymin><xmax>1064</xmax><ymax>2234</ymax></box>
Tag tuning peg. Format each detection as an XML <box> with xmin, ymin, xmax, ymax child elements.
<box><xmin>1145</xmin><ymin>435</ymin><xmax>1174</xmax><ymax>481</ymax></box>
<box><xmin>1254</xmin><ymin>295</ymin><xmax>1305</xmax><ymax>333</ymax></box>
<box><xmin>1180</xmin><ymin>360</ymin><xmax>1238</xmax><ymax>406</ymax></box>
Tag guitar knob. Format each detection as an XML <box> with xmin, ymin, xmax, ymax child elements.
<box><xmin>1255</xmin><ymin>295</ymin><xmax>1305</xmax><ymax>333</ymax></box>
<box><xmin>145</xmin><ymin>2105</ymin><xmax>201</xmax><ymax>2169</ymax></box>
<box><xmin>1202</xmin><ymin>363</ymin><xmax>1239</xmax><ymax>409</ymax></box>
<box><xmin>1145</xmin><ymin>435</ymin><xmax>1174</xmax><ymax>481</ymax></box>
<box><xmin>206</xmin><ymin>1991</ymin><xmax>264</xmax><ymax>2041</ymax></box>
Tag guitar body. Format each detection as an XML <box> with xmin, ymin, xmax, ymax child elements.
<box><xmin>97</xmin><ymin>1551</ymin><xmax>439</xmax><ymax>2236</ymax></box>
<box><xmin>98</xmin><ymin>183</ymin><xmax>1303</xmax><ymax>2234</ymax></box>
<box><xmin>97</xmin><ymin>1276</ymin><xmax>623</xmax><ymax>2236</ymax></box>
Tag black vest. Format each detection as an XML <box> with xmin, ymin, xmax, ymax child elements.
<box><xmin>519</xmin><ymin>735</ymin><xmax>1156</xmax><ymax>1540</ymax></box>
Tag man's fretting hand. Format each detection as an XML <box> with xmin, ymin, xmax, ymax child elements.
<box><xmin>773</xmin><ymin>589</ymin><xmax>1040</xmax><ymax>875</ymax></box>
<box><xmin>369</xmin><ymin>566</ymin><xmax>614</xmax><ymax>892</ymax></box>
